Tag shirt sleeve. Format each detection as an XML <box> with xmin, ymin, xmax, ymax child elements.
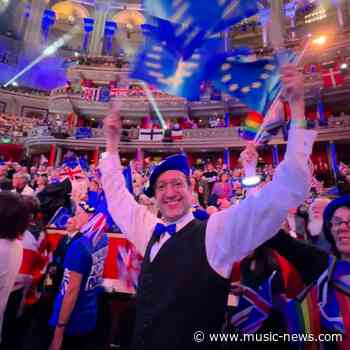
<box><xmin>99</xmin><ymin>153</ymin><xmax>158</xmax><ymax>256</ymax></box>
<box><xmin>206</xmin><ymin>128</ymin><xmax>317</xmax><ymax>278</ymax></box>
<box><xmin>64</xmin><ymin>240</ymin><xmax>90</xmax><ymax>275</ymax></box>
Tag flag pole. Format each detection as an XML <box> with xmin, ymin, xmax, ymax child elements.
<box><xmin>254</xmin><ymin>39</ymin><xmax>310</xmax><ymax>145</ymax></box>
<box><xmin>140</xmin><ymin>82</ymin><xmax>166</xmax><ymax>129</ymax></box>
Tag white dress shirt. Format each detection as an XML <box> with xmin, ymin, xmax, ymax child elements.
<box><xmin>100</xmin><ymin>128</ymin><xmax>317</xmax><ymax>279</ymax></box>
<box><xmin>0</xmin><ymin>239</ymin><xmax>23</xmax><ymax>342</ymax></box>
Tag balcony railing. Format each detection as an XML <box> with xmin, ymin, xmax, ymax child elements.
<box><xmin>23</xmin><ymin>116</ymin><xmax>350</xmax><ymax>150</ymax></box>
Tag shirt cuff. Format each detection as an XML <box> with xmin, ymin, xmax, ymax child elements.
<box><xmin>285</xmin><ymin>128</ymin><xmax>317</xmax><ymax>160</ymax></box>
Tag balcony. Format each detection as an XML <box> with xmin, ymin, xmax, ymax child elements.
<box><xmin>24</xmin><ymin>116</ymin><xmax>350</xmax><ymax>152</ymax></box>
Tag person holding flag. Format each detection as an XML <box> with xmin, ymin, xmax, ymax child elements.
<box><xmin>101</xmin><ymin>64</ymin><xmax>316</xmax><ymax>349</ymax></box>
<box><xmin>48</xmin><ymin>203</ymin><xmax>108</xmax><ymax>350</ymax></box>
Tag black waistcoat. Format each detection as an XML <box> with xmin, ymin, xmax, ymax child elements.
<box><xmin>131</xmin><ymin>219</ymin><xmax>230</xmax><ymax>350</ymax></box>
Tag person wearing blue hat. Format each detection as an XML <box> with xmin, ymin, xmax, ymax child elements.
<box><xmin>263</xmin><ymin>197</ymin><xmax>350</xmax><ymax>349</ymax></box>
<box><xmin>101</xmin><ymin>65</ymin><xmax>317</xmax><ymax>350</ymax></box>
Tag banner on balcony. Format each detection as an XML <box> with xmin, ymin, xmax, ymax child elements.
<box><xmin>75</xmin><ymin>127</ymin><xmax>92</xmax><ymax>139</ymax></box>
<box><xmin>82</xmin><ymin>87</ymin><xmax>102</xmax><ymax>102</ymax></box>
<box><xmin>138</xmin><ymin>129</ymin><xmax>164</xmax><ymax>141</ymax></box>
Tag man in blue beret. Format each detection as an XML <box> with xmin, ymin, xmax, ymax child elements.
<box><xmin>100</xmin><ymin>65</ymin><xmax>317</xmax><ymax>350</ymax></box>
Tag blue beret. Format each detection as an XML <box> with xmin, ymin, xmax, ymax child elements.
<box><xmin>323</xmin><ymin>195</ymin><xmax>350</xmax><ymax>224</ymax></box>
<box><xmin>144</xmin><ymin>154</ymin><xmax>190</xmax><ymax>198</ymax></box>
<box><xmin>193</xmin><ymin>208</ymin><xmax>209</xmax><ymax>221</ymax></box>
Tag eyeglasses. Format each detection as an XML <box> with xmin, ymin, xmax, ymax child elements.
<box><xmin>155</xmin><ymin>180</ymin><xmax>187</xmax><ymax>193</ymax></box>
<box><xmin>331</xmin><ymin>219</ymin><xmax>350</xmax><ymax>228</ymax></box>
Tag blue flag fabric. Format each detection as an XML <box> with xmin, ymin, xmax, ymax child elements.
<box><xmin>49</xmin><ymin>207</ymin><xmax>71</xmax><ymax>229</ymax></box>
<box><xmin>272</xmin><ymin>145</ymin><xmax>280</xmax><ymax>167</ymax></box>
<box><xmin>229</xmin><ymin>271</ymin><xmax>275</xmax><ymax>333</ymax></box>
<box><xmin>123</xmin><ymin>166</ymin><xmax>134</xmax><ymax>195</ymax></box>
<box><xmin>329</xmin><ymin>142</ymin><xmax>339</xmax><ymax>178</ymax></box>
<box><xmin>75</xmin><ymin>127</ymin><xmax>92</xmax><ymax>139</ymax></box>
<box><xmin>141</xmin><ymin>16</ymin><xmax>208</xmax><ymax>60</ymax></box>
<box><xmin>317</xmin><ymin>96</ymin><xmax>328</xmax><ymax>127</ymax></box>
<box><xmin>86</xmin><ymin>165</ymin><xmax>134</xmax><ymax>231</ymax></box>
<box><xmin>78</xmin><ymin>155</ymin><xmax>90</xmax><ymax>172</ymax></box>
<box><xmin>208</xmin><ymin>49</ymin><xmax>297</xmax><ymax>116</ymax></box>
<box><xmin>63</xmin><ymin>152</ymin><xmax>79</xmax><ymax>169</ymax></box>
<box><xmin>143</xmin><ymin>0</ymin><xmax>260</xmax><ymax>36</ymax></box>
<box><xmin>131</xmin><ymin>27</ymin><xmax>219</xmax><ymax>100</ymax></box>
<box><xmin>87</xmin><ymin>190</ymin><xmax>121</xmax><ymax>232</ymax></box>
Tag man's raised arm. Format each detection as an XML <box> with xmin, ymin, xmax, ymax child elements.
<box><xmin>100</xmin><ymin>102</ymin><xmax>158</xmax><ymax>255</ymax></box>
<box><xmin>206</xmin><ymin>64</ymin><xmax>317</xmax><ymax>278</ymax></box>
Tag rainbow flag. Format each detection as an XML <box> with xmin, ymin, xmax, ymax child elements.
<box><xmin>320</xmin><ymin>258</ymin><xmax>350</xmax><ymax>350</ymax></box>
<box><xmin>281</xmin><ymin>283</ymin><xmax>321</xmax><ymax>350</ymax></box>
<box><xmin>239</xmin><ymin>111</ymin><xmax>263</xmax><ymax>141</ymax></box>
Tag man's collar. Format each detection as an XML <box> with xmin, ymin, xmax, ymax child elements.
<box><xmin>162</xmin><ymin>210</ymin><xmax>194</xmax><ymax>233</ymax></box>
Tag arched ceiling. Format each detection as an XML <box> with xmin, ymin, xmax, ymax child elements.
<box><xmin>52</xmin><ymin>1</ymin><xmax>90</xmax><ymax>23</ymax></box>
<box><xmin>112</xmin><ymin>9</ymin><xmax>145</xmax><ymax>27</ymax></box>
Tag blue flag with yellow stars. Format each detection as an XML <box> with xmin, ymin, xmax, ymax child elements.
<box><xmin>208</xmin><ymin>49</ymin><xmax>297</xmax><ymax>116</ymax></box>
<box><xmin>131</xmin><ymin>24</ymin><xmax>220</xmax><ymax>100</ymax></box>
<box><xmin>141</xmin><ymin>16</ymin><xmax>209</xmax><ymax>60</ymax></box>
<box><xmin>143</xmin><ymin>0</ymin><xmax>261</xmax><ymax>36</ymax></box>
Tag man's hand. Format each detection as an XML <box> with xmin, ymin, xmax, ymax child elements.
<box><xmin>239</xmin><ymin>142</ymin><xmax>258</xmax><ymax>174</ymax></box>
<box><xmin>281</xmin><ymin>64</ymin><xmax>305</xmax><ymax>121</ymax></box>
<box><xmin>49</xmin><ymin>327</ymin><xmax>64</xmax><ymax>350</ymax></box>
<box><xmin>103</xmin><ymin>100</ymin><xmax>122</xmax><ymax>153</ymax></box>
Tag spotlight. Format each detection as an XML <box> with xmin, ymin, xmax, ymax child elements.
<box><xmin>12</xmin><ymin>82</ymin><xmax>18</xmax><ymax>87</ymax></box>
<box><xmin>74</xmin><ymin>51</ymin><xmax>80</xmax><ymax>57</ymax></box>
<box><xmin>43</xmin><ymin>46</ymin><xmax>57</xmax><ymax>56</ymax></box>
<box><xmin>340</xmin><ymin>63</ymin><xmax>348</xmax><ymax>70</ymax></box>
<box><xmin>312</xmin><ymin>36</ymin><xmax>327</xmax><ymax>46</ymax></box>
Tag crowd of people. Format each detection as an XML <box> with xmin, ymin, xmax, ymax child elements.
<box><xmin>0</xmin><ymin>65</ymin><xmax>350</xmax><ymax>350</ymax></box>
<box><xmin>0</xmin><ymin>113</ymin><xmax>48</xmax><ymax>139</ymax></box>
<box><xmin>0</xmin><ymin>133</ymin><xmax>349</xmax><ymax>349</ymax></box>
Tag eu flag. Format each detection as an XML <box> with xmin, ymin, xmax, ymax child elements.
<box><xmin>209</xmin><ymin>49</ymin><xmax>296</xmax><ymax>116</ymax></box>
<box><xmin>131</xmin><ymin>28</ymin><xmax>219</xmax><ymax>100</ymax></box>
<box><xmin>143</xmin><ymin>0</ymin><xmax>260</xmax><ymax>36</ymax></box>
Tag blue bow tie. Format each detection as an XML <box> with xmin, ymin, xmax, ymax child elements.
<box><xmin>153</xmin><ymin>223</ymin><xmax>176</xmax><ymax>240</ymax></box>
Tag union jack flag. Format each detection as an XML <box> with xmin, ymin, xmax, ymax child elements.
<box><xmin>81</xmin><ymin>213</ymin><xmax>108</xmax><ymax>247</ymax></box>
<box><xmin>116</xmin><ymin>245</ymin><xmax>142</xmax><ymax>290</ymax></box>
<box><xmin>59</xmin><ymin>164</ymin><xmax>84</xmax><ymax>181</ymax></box>
<box><xmin>229</xmin><ymin>271</ymin><xmax>275</xmax><ymax>333</ymax></box>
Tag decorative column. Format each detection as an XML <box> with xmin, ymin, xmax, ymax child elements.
<box><xmin>88</xmin><ymin>0</ymin><xmax>112</xmax><ymax>56</ymax></box>
<box><xmin>55</xmin><ymin>146</ymin><xmax>62</xmax><ymax>168</ymax></box>
<box><xmin>269</xmin><ymin>0</ymin><xmax>285</xmax><ymax>50</ymax></box>
<box><xmin>22</xmin><ymin>0</ymin><xmax>47</xmax><ymax>53</ymax></box>
<box><xmin>48</xmin><ymin>144</ymin><xmax>56</xmax><ymax>167</ymax></box>
<box><xmin>332</xmin><ymin>0</ymin><xmax>345</xmax><ymax>28</ymax></box>
<box><xmin>224</xmin><ymin>148</ymin><xmax>230</xmax><ymax>169</ymax></box>
<box><xmin>93</xmin><ymin>145</ymin><xmax>100</xmax><ymax>166</ymax></box>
